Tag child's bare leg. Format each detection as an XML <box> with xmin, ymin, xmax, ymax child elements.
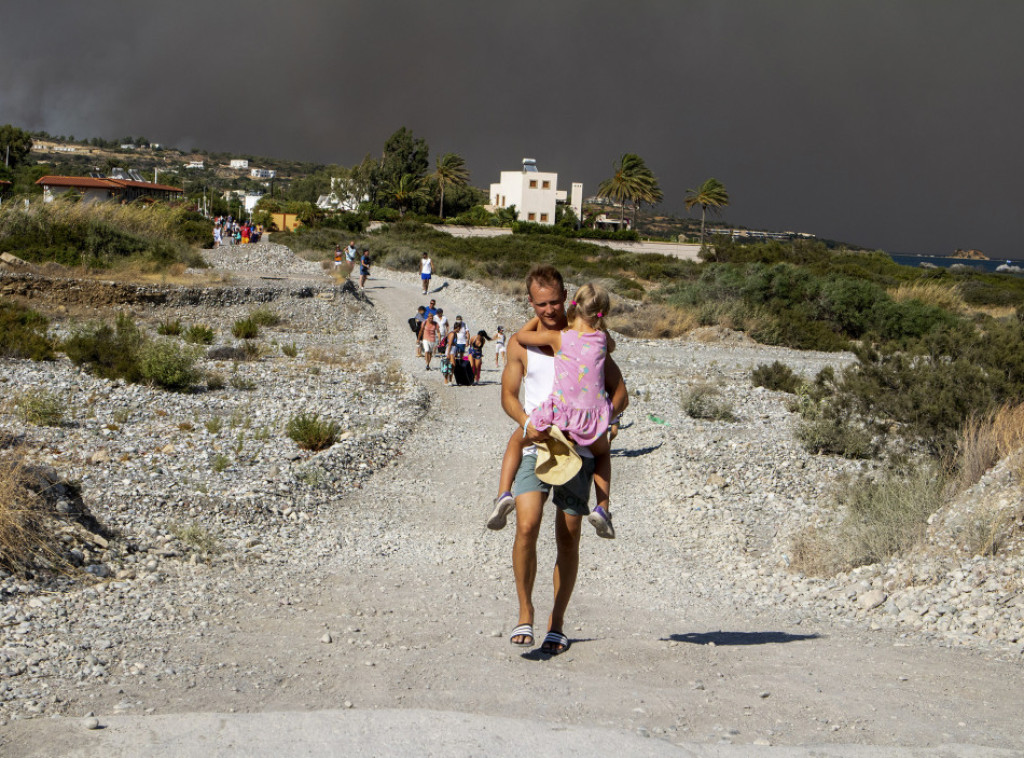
<box><xmin>588</xmin><ymin>435</ymin><xmax>612</xmax><ymax>509</ymax></box>
<box><xmin>498</xmin><ymin>429</ymin><xmax>526</xmax><ymax>496</ymax></box>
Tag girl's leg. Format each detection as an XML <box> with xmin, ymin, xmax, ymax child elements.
<box><xmin>498</xmin><ymin>429</ymin><xmax>525</xmax><ymax>496</ymax></box>
<box><xmin>588</xmin><ymin>435</ymin><xmax>612</xmax><ymax>509</ymax></box>
<box><xmin>487</xmin><ymin>429</ymin><xmax>528</xmax><ymax>530</ymax></box>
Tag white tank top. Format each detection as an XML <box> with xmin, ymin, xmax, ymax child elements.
<box><xmin>523</xmin><ymin>346</ymin><xmax>593</xmax><ymax>459</ymax></box>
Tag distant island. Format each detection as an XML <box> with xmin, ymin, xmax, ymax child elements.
<box><xmin>952</xmin><ymin>248</ymin><xmax>989</xmax><ymax>260</ymax></box>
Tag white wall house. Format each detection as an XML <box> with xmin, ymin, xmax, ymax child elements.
<box><xmin>489</xmin><ymin>159</ymin><xmax>559</xmax><ymax>225</ymax></box>
<box><xmin>185</xmin><ymin>160</ymin><xmax>204</xmax><ymax>170</ymax></box>
<box><xmin>251</xmin><ymin>168</ymin><xmax>276</xmax><ymax>179</ymax></box>
<box><xmin>229</xmin><ymin>159</ymin><xmax>249</xmax><ymax>169</ymax></box>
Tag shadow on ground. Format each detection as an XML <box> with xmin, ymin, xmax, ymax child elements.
<box><xmin>665</xmin><ymin>631</ymin><xmax>821</xmax><ymax>646</ymax></box>
<box><xmin>610</xmin><ymin>443</ymin><xmax>663</xmax><ymax>458</ymax></box>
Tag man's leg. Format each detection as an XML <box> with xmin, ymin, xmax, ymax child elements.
<box><xmin>511</xmin><ymin>489</ymin><xmax>545</xmax><ymax>644</ymax></box>
<box><xmin>547</xmin><ymin>508</ymin><xmax>582</xmax><ymax>646</ymax></box>
<box><xmin>543</xmin><ymin>456</ymin><xmax>595</xmax><ymax>653</ymax></box>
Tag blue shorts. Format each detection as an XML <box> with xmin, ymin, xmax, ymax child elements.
<box><xmin>421</xmin><ymin>273</ymin><xmax>431</xmax><ymax>280</ymax></box>
<box><xmin>511</xmin><ymin>453</ymin><xmax>595</xmax><ymax>517</ymax></box>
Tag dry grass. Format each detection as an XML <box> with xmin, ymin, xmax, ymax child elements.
<box><xmin>953</xmin><ymin>402</ymin><xmax>1024</xmax><ymax>491</ymax></box>
<box><xmin>964</xmin><ymin>304</ymin><xmax>1018</xmax><ymax>320</ymax></box>
<box><xmin>484</xmin><ymin>277</ymin><xmax>528</xmax><ymax>299</ymax></box>
<box><xmin>790</xmin><ymin>466</ymin><xmax>946</xmax><ymax>575</ymax></box>
<box><xmin>962</xmin><ymin>501</ymin><xmax>1024</xmax><ymax>557</ymax></box>
<box><xmin>306</xmin><ymin>346</ymin><xmax>355</xmax><ymax>367</ymax></box>
<box><xmin>607</xmin><ymin>302</ymin><xmax>697</xmax><ymax>338</ymax></box>
<box><xmin>888</xmin><ymin>281</ymin><xmax>966</xmax><ymax>313</ymax></box>
<box><xmin>0</xmin><ymin>452</ymin><xmax>62</xmax><ymax>575</ymax></box>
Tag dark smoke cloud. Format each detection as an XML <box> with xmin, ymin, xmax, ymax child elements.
<box><xmin>2</xmin><ymin>1</ymin><xmax>1022</xmax><ymax>256</ymax></box>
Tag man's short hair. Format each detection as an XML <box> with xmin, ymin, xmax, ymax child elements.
<box><xmin>526</xmin><ymin>264</ymin><xmax>565</xmax><ymax>299</ymax></box>
<box><xmin>417</xmin><ymin>306</ymin><xmax>425</xmax><ymax>312</ymax></box>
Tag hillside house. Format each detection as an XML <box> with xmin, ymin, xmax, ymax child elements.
<box><xmin>35</xmin><ymin>175</ymin><xmax>184</xmax><ymax>204</ymax></box>
<box><xmin>229</xmin><ymin>159</ymin><xmax>249</xmax><ymax>169</ymax></box>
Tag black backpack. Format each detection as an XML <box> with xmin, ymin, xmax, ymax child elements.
<box><xmin>408</xmin><ymin>317</ymin><xmax>420</xmax><ymax>333</ymax></box>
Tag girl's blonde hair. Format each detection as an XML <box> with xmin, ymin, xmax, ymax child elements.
<box><xmin>567</xmin><ymin>282</ymin><xmax>610</xmax><ymax>330</ymax></box>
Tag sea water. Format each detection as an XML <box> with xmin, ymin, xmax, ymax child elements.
<box><xmin>889</xmin><ymin>255</ymin><xmax>1024</xmax><ymax>276</ymax></box>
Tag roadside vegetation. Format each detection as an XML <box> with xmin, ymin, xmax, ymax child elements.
<box><xmin>0</xmin><ymin>199</ymin><xmax>207</xmax><ymax>271</ymax></box>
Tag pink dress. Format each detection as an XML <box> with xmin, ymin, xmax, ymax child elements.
<box><xmin>529</xmin><ymin>329</ymin><xmax>613</xmax><ymax>447</ymax></box>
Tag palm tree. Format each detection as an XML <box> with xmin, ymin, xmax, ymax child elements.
<box><xmin>597</xmin><ymin>153</ymin><xmax>661</xmax><ymax>228</ymax></box>
<box><xmin>685</xmin><ymin>178</ymin><xmax>730</xmax><ymax>248</ymax></box>
<box><xmin>384</xmin><ymin>173</ymin><xmax>428</xmax><ymax>216</ymax></box>
<box><xmin>431</xmin><ymin>153</ymin><xmax>469</xmax><ymax>219</ymax></box>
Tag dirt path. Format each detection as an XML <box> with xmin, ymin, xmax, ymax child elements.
<box><xmin>6</xmin><ymin>273</ymin><xmax>1024</xmax><ymax>756</ymax></box>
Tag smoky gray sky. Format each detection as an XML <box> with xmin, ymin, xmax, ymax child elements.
<box><xmin>2</xmin><ymin>1</ymin><xmax>1022</xmax><ymax>257</ymax></box>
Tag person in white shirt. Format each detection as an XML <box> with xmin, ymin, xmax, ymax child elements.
<box><xmin>491</xmin><ymin>265</ymin><xmax>628</xmax><ymax>655</ymax></box>
<box><xmin>433</xmin><ymin>308</ymin><xmax>449</xmax><ymax>346</ymax></box>
<box><xmin>420</xmin><ymin>252</ymin><xmax>433</xmax><ymax>294</ymax></box>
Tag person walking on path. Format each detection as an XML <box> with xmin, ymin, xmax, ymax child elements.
<box><xmin>418</xmin><ymin>311</ymin><xmax>439</xmax><ymax>370</ymax></box>
<box><xmin>345</xmin><ymin>241</ymin><xmax>358</xmax><ymax>276</ymax></box>
<box><xmin>467</xmin><ymin>330</ymin><xmax>491</xmax><ymax>384</ymax></box>
<box><xmin>359</xmin><ymin>249</ymin><xmax>371</xmax><ymax>289</ymax></box>
<box><xmin>420</xmin><ymin>252</ymin><xmax>433</xmax><ymax>294</ymax></box>
<box><xmin>492</xmin><ymin>282</ymin><xmax>618</xmax><ymax>539</ymax></box>
<box><xmin>494</xmin><ymin>326</ymin><xmax>507</xmax><ymax>368</ymax></box>
<box><xmin>496</xmin><ymin>265</ymin><xmax>628</xmax><ymax>654</ymax></box>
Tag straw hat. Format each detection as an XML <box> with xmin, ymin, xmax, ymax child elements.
<box><xmin>534</xmin><ymin>426</ymin><xmax>582</xmax><ymax>486</ymax></box>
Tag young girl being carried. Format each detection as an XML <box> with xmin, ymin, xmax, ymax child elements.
<box><xmin>486</xmin><ymin>283</ymin><xmax>616</xmax><ymax>538</ymax></box>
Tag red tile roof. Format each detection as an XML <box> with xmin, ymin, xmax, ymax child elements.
<box><xmin>35</xmin><ymin>175</ymin><xmax>183</xmax><ymax>193</ymax></box>
<box><xmin>107</xmin><ymin>178</ymin><xmax>184</xmax><ymax>193</ymax></box>
<box><xmin>36</xmin><ymin>175</ymin><xmax>118</xmax><ymax>189</ymax></box>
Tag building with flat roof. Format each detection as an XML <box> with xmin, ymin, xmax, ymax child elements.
<box><xmin>489</xmin><ymin>159</ymin><xmax>561</xmax><ymax>225</ymax></box>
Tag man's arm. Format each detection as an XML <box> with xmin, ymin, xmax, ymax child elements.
<box><xmin>604</xmin><ymin>356</ymin><xmax>629</xmax><ymax>418</ymax></box>
<box><xmin>501</xmin><ymin>336</ymin><xmax>549</xmax><ymax>443</ymax></box>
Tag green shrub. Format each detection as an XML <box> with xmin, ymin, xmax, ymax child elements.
<box><xmin>286</xmin><ymin>413</ymin><xmax>339</xmax><ymax>451</ymax></box>
<box><xmin>205</xmin><ymin>372</ymin><xmax>226</xmax><ymax>391</ymax></box>
<box><xmin>281</xmin><ymin>342</ymin><xmax>298</xmax><ymax>358</ymax></box>
<box><xmin>249</xmin><ymin>307</ymin><xmax>281</xmax><ymax>327</ymax></box>
<box><xmin>796</xmin><ymin>415</ymin><xmax>876</xmax><ymax>459</ymax></box>
<box><xmin>211</xmin><ymin>454</ymin><xmax>230</xmax><ymax>473</ymax></box>
<box><xmin>230</xmin><ymin>374</ymin><xmax>257</xmax><ymax>391</ymax></box>
<box><xmin>682</xmin><ymin>383</ymin><xmax>737</xmax><ymax>422</ymax></box>
<box><xmin>0</xmin><ymin>200</ymin><xmax>205</xmax><ymax>270</ymax></box>
<box><xmin>137</xmin><ymin>340</ymin><xmax>200</xmax><ymax>391</ymax></box>
<box><xmin>231</xmin><ymin>318</ymin><xmax>259</xmax><ymax>339</ymax></box>
<box><xmin>205</xmin><ymin>416</ymin><xmax>223</xmax><ymax>434</ymax></box>
<box><xmin>751</xmin><ymin>361</ymin><xmax>801</xmax><ymax>393</ymax></box>
<box><xmin>183</xmin><ymin>324</ymin><xmax>215</xmax><ymax>345</ymax></box>
<box><xmin>0</xmin><ymin>300</ymin><xmax>55</xmax><ymax>360</ymax></box>
<box><xmin>13</xmin><ymin>389</ymin><xmax>66</xmax><ymax>426</ymax></box>
<box><xmin>156</xmin><ymin>318</ymin><xmax>182</xmax><ymax>336</ymax></box>
<box><xmin>63</xmin><ymin>312</ymin><xmax>145</xmax><ymax>382</ymax></box>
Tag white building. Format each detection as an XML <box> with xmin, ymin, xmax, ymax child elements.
<box><xmin>251</xmin><ymin>168</ymin><xmax>276</xmax><ymax>179</ymax></box>
<box><xmin>229</xmin><ymin>159</ymin><xmax>249</xmax><ymax>169</ymax></box>
<box><xmin>489</xmin><ymin>159</ymin><xmax>560</xmax><ymax>225</ymax></box>
<box><xmin>185</xmin><ymin>160</ymin><xmax>204</xmax><ymax>170</ymax></box>
<box><xmin>223</xmin><ymin>189</ymin><xmax>263</xmax><ymax>214</ymax></box>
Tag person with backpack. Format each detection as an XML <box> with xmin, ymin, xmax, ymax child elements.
<box><xmin>410</xmin><ymin>306</ymin><xmax>427</xmax><ymax>357</ymax></box>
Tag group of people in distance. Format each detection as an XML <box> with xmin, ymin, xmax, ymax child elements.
<box><xmin>334</xmin><ymin>240</ymin><xmax>372</xmax><ymax>289</ymax></box>
<box><xmin>411</xmin><ymin>296</ymin><xmax>506</xmax><ymax>386</ymax></box>
<box><xmin>212</xmin><ymin>216</ymin><xmax>262</xmax><ymax>247</ymax></box>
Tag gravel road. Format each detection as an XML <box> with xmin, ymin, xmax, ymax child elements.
<box><xmin>2</xmin><ymin>242</ymin><xmax>1022</xmax><ymax>755</ymax></box>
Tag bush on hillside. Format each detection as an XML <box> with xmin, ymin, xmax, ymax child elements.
<box><xmin>63</xmin><ymin>312</ymin><xmax>145</xmax><ymax>382</ymax></box>
<box><xmin>751</xmin><ymin>361</ymin><xmax>801</xmax><ymax>393</ymax></box>
<box><xmin>286</xmin><ymin>413</ymin><xmax>339</xmax><ymax>451</ymax></box>
<box><xmin>0</xmin><ymin>300</ymin><xmax>56</xmax><ymax>360</ymax></box>
<box><xmin>137</xmin><ymin>340</ymin><xmax>200</xmax><ymax>391</ymax></box>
